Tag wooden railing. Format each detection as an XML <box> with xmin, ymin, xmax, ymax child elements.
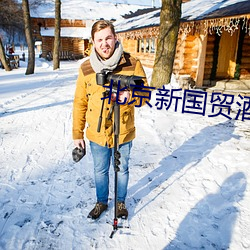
<box><xmin>46</xmin><ymin>51</ymin><xmax>83</xmax><ymax>61</ymax></box>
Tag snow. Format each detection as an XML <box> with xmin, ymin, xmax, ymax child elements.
<box><xmin>91</xmin><ymin>0</ymin><xmax>161</xmax><ymax>7</ymax></box>
<box><xmin>114</xmin><ymin>9</ymin><xmax>160</xmax><ymax>32</ymax></box>
<box><xmin>114</xmin><ymin>0</ymin><xmax>249</xmax><ymax>32</ymax></box>
<box><xmin>182</xmin><ymin>0</ymin><xmax>249</xmax><ymax>21</ymax></box>
<box><xmin>40</xmin><ymin>27</ymin><xmax>92</xmax><ymax>39</ymax></box>
<box><xmin>30</xmin><ymin>0</ymin><xmax>152</xmax><ymax>20</ymax></box>
<box><xmin>0</xmin><ymin>49</ymin><xmax>250</xmax><ymax>250</ymax></box>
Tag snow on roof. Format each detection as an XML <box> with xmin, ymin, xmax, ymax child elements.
<box><xmin>40</xmin><ymin>27</ymin><xmax>92</xmax><ymax>39</ymax></box>
<box><xmin>182</xmin><ymin>0</ymin><xmax>250</xmax><ymax>21</ymax></box>
<box><xmin>30</xmin><ymin>0</ymin><xmax>151</xmax><ymax>20</ymax></box>
<box><xmin>114</xmin><ymin>8</ymin><xmax>160</xmax><ymax>32</ymax></box>
<box><xmin>40</xmin><ymin>27</ymin><xmax>91</xmax><ymax>39</ymax></box>
<box><xmin>114</xmin><ymin>0</ymin><xmax>250</xmax><ymax>32</ymax></box>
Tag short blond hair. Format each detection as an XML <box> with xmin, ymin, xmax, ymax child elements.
<box><xmin>91</xmin><ymin>20</ymin><xmax>116</xmax><ymax>40</ymax></box>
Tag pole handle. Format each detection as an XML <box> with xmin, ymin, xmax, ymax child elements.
<box><xmin>97</xmin><ymin>116</ymin><xmax>102</xmax><ymax>132</ymax></box>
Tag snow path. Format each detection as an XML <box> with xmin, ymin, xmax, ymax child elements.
<box><xmin>0</xmin><ymin>58</ymin><xmax>250</xmax><ymax>249</ymax></box>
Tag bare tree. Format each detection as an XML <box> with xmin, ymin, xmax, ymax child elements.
<box><xmin>22</xmin><ymin>0</ymin><xmax>35</xmax><ymax>75</ymax></box>
<box><xmin>0</xmin><ymin>0</ymin><xmax>24</xmax><ymax>37</ymax></box>
<box><xmin>151</xmin><ymin>0</ymin><xmax>182</xmax><ymax>88</ymax></box>
<box><xmin>0</xmin><ymin>0</ymin><xmax>23</xmax><ymax>71</ymax></box>
<box><xmin>53</xmin><ymin>0</ymin><xmax>61</xmax><ymax>70</ymax></box>
<box><xmin>29</xmin><ymin>0</ymin><xmax>47</xmax><ymax>8</ymax></box>
<box><xmin>0</xmin><ymin>37</ymin><xmax>11</xmax><ymax>71</ymax></box>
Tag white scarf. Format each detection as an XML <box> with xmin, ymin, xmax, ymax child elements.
<box><xmin>90</xmin><ymin>41</ymin><xmax>123</xmax><ymax>73</ymax></box>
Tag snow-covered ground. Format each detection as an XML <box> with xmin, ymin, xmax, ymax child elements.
<box><xmin>0</xmin><ymin>49</ymin><xmax>250</xmax><ymax>250</ymax></box>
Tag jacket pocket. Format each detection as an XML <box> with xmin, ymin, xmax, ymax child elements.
<box><xmin>120</xmin><ymin>106</ymin><xmax>134</xmax><ymax>133</ymax></box>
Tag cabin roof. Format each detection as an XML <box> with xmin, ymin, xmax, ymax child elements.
<box><xmin>40</xmin><ymin>27</ymin><xmax>91</xmax><ymax>39</ymax></box>
<box><xmin>115</xmin><ymin>0</ymin><xmax>250</xmax><ymax>32</ymax></box>
<box><xmin>115</xmin><ymin>8</ymin><xmax>160</xmax><ymax>33</ymax></box>
<box><xmin>182</xmin><ymin>0</ymin><xmax>250</xmax><ymax>21</ymax></box>
<box><xmin>30</xmin><ymin>0</ymin><xmax>151</xmax><ymax>20</ymax></box>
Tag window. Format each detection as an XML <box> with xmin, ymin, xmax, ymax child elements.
<box><xmin>137</xmin><ymin>38</ymin><xmax>156</xmax><ymax>54</ymax></box>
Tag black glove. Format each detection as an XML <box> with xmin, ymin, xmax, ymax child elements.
<box><xmin>72</xmin><ymin>146</ymin><xmax>86</xmax><ymax>162</ymax></box>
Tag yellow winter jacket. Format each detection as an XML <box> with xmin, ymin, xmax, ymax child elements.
<box><xmin>72</xmin><ymin>52</ymin><xmax>149</xmax><ymax>148</ymax></box>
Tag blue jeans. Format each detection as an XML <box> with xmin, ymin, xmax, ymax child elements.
<box><xmin>90</xmin><ymin>140</ymin><xmax>132</xmax><ymax>205</ymax></box>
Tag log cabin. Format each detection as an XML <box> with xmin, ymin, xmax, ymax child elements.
<box><xmin>115</xmin><ymin>0</ymin><xmax>250</xmax><ymax>88</ymax></box>
<box><xmin>31</xmin><ymin>18</ymin><xmax>92</xmax><ymax>60</ymax></box>
<box><xmin>30</xmin><ymin>1</ymin><xmax>152</xmax><ymax>61</ymax></box>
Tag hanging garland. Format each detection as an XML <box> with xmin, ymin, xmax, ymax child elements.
<box><xmin>117</xmin><ymin>26</ymin><xmax>159</xmax><ymax>40</ymax></box>
<box><xmin>117</xmin><ymin>15</ymin><xmax>250</xmax><ymax>40</ymax></box>
<box><xmin>179</xmin><ymin>15</ymin><xmax>250</xmax><ymax>37</ymax></box>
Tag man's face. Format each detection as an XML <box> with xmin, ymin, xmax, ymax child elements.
<box><xmin>93</xmin><ymin>27</ymin><xmax>117</xmax><ymax>60</ymax></box>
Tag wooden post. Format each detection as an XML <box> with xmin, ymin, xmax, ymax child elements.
<box><xmin>139</xmin><ymin>39</ymin><xmax>142</xmax><ymax>53</ymax></box>
<box><xmin>195</xmin><ymin>32</ymin><xmax>207</xmax><ymax>87</ymax></box>
<box><xmin>149</xmin><ymin>39</ymin><xmax>152</xmax><ymax>53</ymax></box>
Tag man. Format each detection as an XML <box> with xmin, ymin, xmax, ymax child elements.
<box><xmin>72</xmin><ymin>20</ymin><xmax>149</xmax><ymax>220</ymax></box>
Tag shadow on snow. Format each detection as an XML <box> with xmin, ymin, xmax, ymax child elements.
<box><xmin>0</xmin><ymin>100</ymin><xmax>73</xmax><ymax>117</ymax></box>
<box><xmin>164</xmin><ymin>172</ymin><xmax>247</xmax><ymax>249</ymax></box>
<box><xmin>128</xmin><ymin>120</ymin><xmax>239</xmax><ymax>213</ymax></box>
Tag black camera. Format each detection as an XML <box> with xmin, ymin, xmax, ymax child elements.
<box><xmin>96</xmin><ymin>70</ymin><xmax>144</xmax><ymax>91</ymax></box>
<box><xmin>72</xmin><ymin>146</ymin><xmax>86</xmax><ymax>163</ymax></box>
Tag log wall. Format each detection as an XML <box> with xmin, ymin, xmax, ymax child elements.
<box><xmin>41</xmin><ymin>37</ymin><xmax>87</xmax><ymax>58</ymax></box>
<box><xmin>203</xmin><ymin>34</ymin><xmax>216</xmax><ymax>81</ymax></box>
<box><xmin>240</xmin><ymin>34</ymin><xmax>250</xmax><ymax>79</ymax></box>
<box><xmin>32</xmin><ymin>18</ymin><xmax>86</xmax><ymax>29</ymax></box>
<box><xmin>32</xmin><ymin>17</ymin><xmax>87</xmax><ymax>59</ymax></box>
<box><xmin>173</xmin><ymin>34</ymin><xmax>185</xmax><ymax>74</ymax></box>
<box><xmin>173</xmin><ymin>34</ymin><xmax>199</xmax><ymax>81</ymax></box>
<box><xmin>120</xmin><ymin>38</ymin><xmax>156</xmax><ymax>68</ymax></box>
